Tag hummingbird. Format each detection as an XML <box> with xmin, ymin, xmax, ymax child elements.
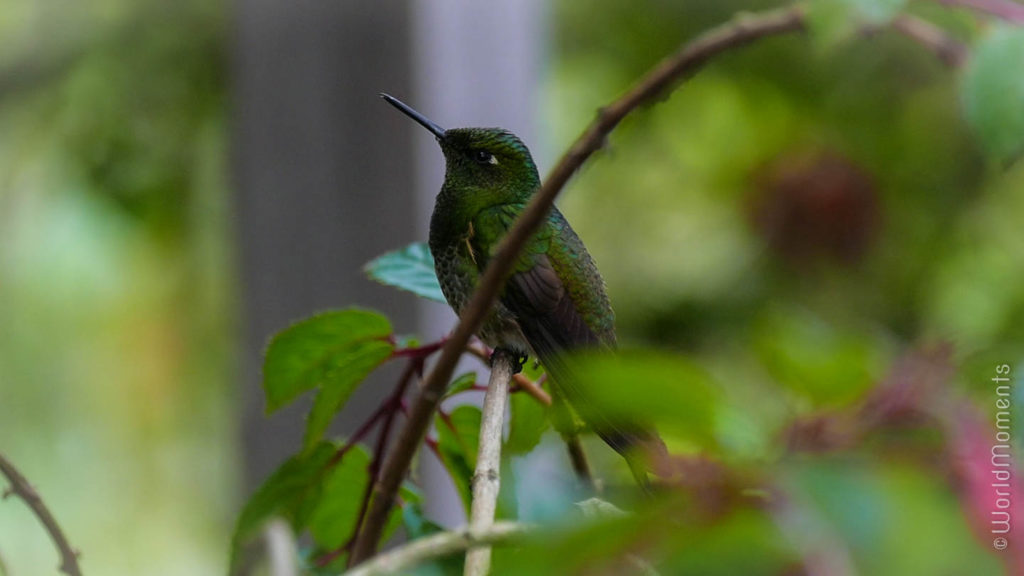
<box><xmin>381</xmin><ymin>93</ymin><xmax>669</xmax><ymax>486</ymax></box>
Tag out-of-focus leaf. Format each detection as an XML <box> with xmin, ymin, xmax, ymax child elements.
<box><xmin>496</xmin><ymin>503</ymin><xmax>792</xmax><ymax>576</ymax></box>
<box><xmin>435</xmin><ymin>405</ymin><xmax>482</xmax><ymax>512</ymax></box>
<box><xmin>838</xmin><ymin>0</ymin><xmax>906</xmax><ymax>22</ymax></box>
<box><xmin>575</xmin><ymin>497</ymin><xmax>627</xmax><ymax>519</ymax></box>
<box><xmin>495</xmin><ymin>511</ymin><xmax>653</xmax><ymax>576</ymax></box>
<box><xmin>365</xmin><ymin>242</ymin><xmax>447</xmax><ymax>303</ymax></box>
<box><xmin>565</xmin><ymin>351</ymin><xmax>722</xmax><ymax>447</ymax></box>
<box><xmin>805</xmin><ymin>0</ymin><xmax>861</xmax><ymax>50</ymax></box>
<box><xmin>230</xmin><ymin>442</ymin><xmax>336</xmax><ymax>573</ymax></box>
<box><xmin>505</xmin><ymin>388</ymin><xmax>549</xmax><ymax>455</ymax></box>
<box><xmin>263</xmin><ymin>309</ymin><xmax>393</xmax><ymax>413</ymax></box>
<box><xmin>443</xmin><ymin>371</ymin><xmax>478</xmax><ymax>399</ymax></box>
<box><xmin>963</xmin><ymin>26</ymin><xmax>1024</xmax><ymax>161</ymax></box>
<box><xmin>784</xmin><ymin>458</ymin><xmax>1002</xmax><ymax>576</ymax></box>
<box><xmin>307</xmin><ymin>446</ymin><xmax>371</xmax><ymax>551</ymax></box>
<box><xmin>806</xmin><ymin>0</ymin><xmax>906</xmax><ymax>51</ymax></box>
<box><xmin>658</xmin><ymin>509</ymin><xmax>793</xmax><ymax>576</ymax></box>
<box><xmin>401</xmin><ymin>502</ymin><xmax>464</xmax><ymax>575</ymax></box>
<box><xmin>302</xmin><ymin>339</ymin><xmax>393</xmax><ymax>451</ymax></box>
<box><xmin>753</xmin><ymin>307</ymin><xmax>883</xmax><ymax>407</ymax></box>
<box><xmin>382</xmin><ymin>483</ymin><xmax>423</xmax><ymax>545</ymax></box>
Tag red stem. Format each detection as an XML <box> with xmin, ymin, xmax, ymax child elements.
<box><xmin>318</xmin><ymin>359</ymin><xmax>420</xmax><ymax>568</ymax></box>
<box><xmin>390</xmin><ymin>338</ymin><xmax>447</xmax><ymax>359</ymax></box>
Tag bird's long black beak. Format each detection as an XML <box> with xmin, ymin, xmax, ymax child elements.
<box><xmin>380</xmin><ymin>93</ymin><xmax>446</xmax><ymax>140</ymax></box>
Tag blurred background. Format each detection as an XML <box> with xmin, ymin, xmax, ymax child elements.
<box><xmin>1</xmin><ymin>0</ymin><xmax>1022</xmax><ymax>574</ymax></box>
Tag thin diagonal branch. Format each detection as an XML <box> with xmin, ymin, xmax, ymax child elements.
<box><xmin>0</xmin><ymin>453</ymin><xmax>83</xmax><ymax>576</ymax></box>
<box><xmin>891</xmin><ymin>15</ymin><xmax>969</xmax><ymax>67</ymax></box>
<box><xmin>343</xmin><ymin>522</ymin><xmax>532</xmax><ymax>576</ymax></box>
<box><xmin>463</xmin><ymin>351</ymin><xmax>515</xmax><ymax>576</ymax></box>
<box><xmin>346</xmin><ymin>6</ymin><xmax>809</xmax><ymax>566</ymax></box>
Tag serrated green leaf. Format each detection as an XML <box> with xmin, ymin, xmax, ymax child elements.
<box><xmin>263</xmin><ymin>309</ymin><xmax>394</xmax><ymax>413</ymax></box>
<box><xmin>443</xmin><ymin>371</ymin><xmax>478</xmax><ymax>399</ymax></box>
<box><xmin>505</xmin><ymin>389</ymin><xmax>549</xmax><ymax>455</ymax></box>
<box><xmin>302</xmin><ymin>339</ymin><xmax>394</xmax><ymax>451</ymax></box>
<box><xmin>230</xmin><ymin>442</ymin><xmax>336</xmax><ymax>572</ymax></box>
<box><xmin>308</xmin><ymin>445</ymin><xmax>371</xmax><ymax>550</ymax></box>
<box><xmin>963</xmin><ymin>26</ymin><xmax>1024</xmax><ymax>160</ymax></box>
<box><xmin>435</xmin><ymin>405</ymin><xmax>482</xmax><ymax>512</ymax></box>
<box><xmin>365</xmin><ymin>242</ymin><xmax>447</xmax><ymax>303</ymax></box>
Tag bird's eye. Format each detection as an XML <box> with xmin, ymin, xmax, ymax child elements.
<box><xmin>474</xmin><ymin>150</ymin><xmax>496</xmax><ymax>165</ymax></box>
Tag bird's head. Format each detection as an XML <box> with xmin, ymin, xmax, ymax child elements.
<box><xmin>382</xmin><ymin>94</ymin><xmax>540</xmax><ymax>202</ymax></box>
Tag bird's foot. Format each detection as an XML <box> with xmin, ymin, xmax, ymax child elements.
<box><xmin>490</xmin><ymin>348</ymin><xmax>528</xmax><ymax>374</ymax></box>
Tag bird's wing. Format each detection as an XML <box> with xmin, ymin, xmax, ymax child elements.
<box><xmin>470</xmin><ymin>205</ymin><xmax>607</xmax><ymax>352</ymax></box>
<box><xmin>471</xmin><ymin>206</ymin><xmax>645</xmax><ymax>458</ymax></box>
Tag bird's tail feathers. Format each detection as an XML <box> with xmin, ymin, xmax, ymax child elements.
<box><xmin>537</xmin><ymin>346</ymin><xmax>673</xmax><ymax>484</ymax></box>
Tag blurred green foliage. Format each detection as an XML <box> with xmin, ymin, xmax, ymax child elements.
<box><xmin>4</xmin><ymin>0</ymin><xmax>1024</xmax><ymax>574</ymax></box>
<box><xmin>548</xmin><ymin>0</ymin><xmax>1023</xmax><ymax>379</ymax></box>
<box><xmin>540</xmin><ymin>0</ymin><xmax>1024</xmax><ymax>573</ymax></box>
<box><xmin>0</xmin><ymin>1</ymin><xmax>232</xmax><ymax>574</ymax></box>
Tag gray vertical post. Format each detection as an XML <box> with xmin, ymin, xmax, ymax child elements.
<box><xmin>408</xmin><ymin>0</ymin><xmax>546</xmax><ymax>528</ymax></box>
<box><xmin>234</xmin><ymin>0</ymin><xmax>418</xmax><ymax>488</ymax></box>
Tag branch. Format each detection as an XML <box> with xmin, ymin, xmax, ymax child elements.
<box><xmin>330</xmin><ymin>359</ymin><xmax>419</xmax><ymax>569</ymax></box>
<box><xmin>262</xmin><ymin>520</ymin><xmax>299</xmax><ymax>576</ymax></box>
<box><xmin>346</xmin><ymin>6</ymin><xmax>808</xmax><ymax>566</ymax></box>
<box><xmin>0</xmin><ymin>453</ymin><xmax>83</xmax><ymax>576</ymax></box>
<box><xmin>565</xmin><ymin>437</ymin><xmax>596</xmax><ymax>492</ymax></box>
<box><xmin>464</xmin><ymin>351</ymin><xmax>515</xmax><ymax>576</ymax></box>
<box><xmin>890</xmin><ymin>15</ymin><xmax>968</xmax><ymax>67</ymax></box>
<box><xmin>342</xmin><ymin>522</ymin><xmax>532</xmax><ymax>576</ymax></box>
<box><xmin>466</xmin><ymin>344</ymin><xmax>551</xmax><ymax>405</ymax></box>
<box><xmin>933</xmin><ymin>0</ymin><xmax>1024</xmax><ymax>24</ymax></box>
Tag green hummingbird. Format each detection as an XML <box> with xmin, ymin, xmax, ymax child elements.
<box><xmin>381</xmin><ymin>93</ymin><xmax>669</xmax><ymax>485</ymax></box>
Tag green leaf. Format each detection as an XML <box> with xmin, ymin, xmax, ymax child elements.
<box><xmin>963</xmin><ymin>26</ymin><xmax>1024</xmax><ymax>161</ymax></box>
<box><xmin>565</xmin><ymin>351</ymin><xmax>722</xmax><ymax>446</ymax></box>
<box><xmin>575</xmin><ymin>497</ymin><xmax>627</xmax><ymax>519</ymax></box>
<box><xmin>365</xmin><ymin>242</ymin><xmax>447</xmax><ymax>303</ymax></box>
<box><xmin>302</xmin><ymin>339</ymin><xmax>394</xmax><ymax>451</ymax></box>
<box><xmin>783</xmin><ymin>458</ymin><xmax>1003</xmax><ymax>575</ymax></box>
<box><xmin>382</xmin><ymin>483</ymin><xmax>423</xmax><ymax>544</ymax></box>
<box><xmin>402</xmin><ymin>500</ymin><xmax>445</xmax><ymax>540</ymax></box>
<box><xmin>263</xmin><ymin>309</ymin><xmax>393</xmax><ymax>413</ymax></box>
<box><xmin>308</xmin><ymin>445</ymin><xmax>371</xmax><ymax>550</ymax></box>
<box><xmin>752</xmin><ymin>307</ymin><xmax>883</xmax><ymax>407</ymax></box>
<box><xmin>839</xmin><ymin>0</ymin><xmax>906</xmax><ymax>22</ymax></box>
<box><xmin>505</xmin><ymin>389</ymin><xmax>549</xmax><ymax>455</ymax></box>
<box><xmin>806</xmin><ymin>0</ymin><xmax>907</xmax><ymax>50</ymax></box>
<box><xmin>443</xmin><ymin>371</ymin><xmax>478</xmax><ymax>399</ymax></box>
<box><xmin>435</xmin><ymin>405</ymin><xmax>482</xmax><ymax>511</ymax></box>
<box><xmin>402</xmin><ymin>502</ymin><xmax>465</xmax><ymax>575</ymax></box>
<box><xmin>496</xmin><ymin>506</ymin><xmax>792</xmax><ymax>576</ymax></box>
<box><xmin>230</xmin><ymin>442</ymin><xmax>336</xmax><ymax>572</ymax></box>
<box><xmin>805</xmin><ymin>0</ymin><xmax>861</xmax><ymax>50</ymax></box>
